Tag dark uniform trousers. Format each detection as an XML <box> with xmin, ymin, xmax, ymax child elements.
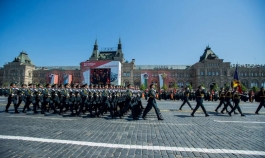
<box><xmin>221</xmin><ymin>98</ymin><xmax>234</xmax><ymax>113</ymax></box>
<box><xmin>255</xmin><ymin>101</ymin><xmax>265</xmax><ymax>113</ymax></box>
<box><xmin>179</xmin><ymin>97</ymin><xmax>193</xmax><ymax>110</ymax></box>
<box><xmin>191</xmin><ymin>98</ymin><xmax>208</xmax><ymax>116</ymax></box>
<box><xmin>98</xmin><ymin>98</ymin><xmax>113</xmax><ymax>117</ymax></box>
<box><xmin>142</xmin><ymin>97</ymin><xmax>163</xmax><ymax>120</ymax></box>
<box><xmin>6</xmin><ymin>96</ymin><xmax>18</xmax><ymax>112</ymax></box>
<box><xmin>229</xmin><ymin>100</ymin><xmax>243</xmax><ymax>114</ymax></box>
<box><xmin>215</xmin><ymin>98</ymin><xmax>225</xmax><ymax>111</ymax></box>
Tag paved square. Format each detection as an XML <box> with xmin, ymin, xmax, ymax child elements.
<box><xmin>0</xmin><ymin>97</ymin><xmax>264</xmax><ymax>158</ymax></box>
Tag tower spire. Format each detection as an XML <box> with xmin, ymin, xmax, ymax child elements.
<box><xmin>93</xmin><ymin>39</ymin><xmax>98</xmax><ymax>50</ymax></box>
<box><xmin>118</xmin><ymin>38</ymin><xmax>122</xmax><ymax>49</ymax></box>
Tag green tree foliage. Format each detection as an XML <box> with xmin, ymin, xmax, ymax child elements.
<box><xmin>161</xmin><ymin>83</ymin><xmax>168</xmax><ymax>91</ymax></box>
<box><xmin>213</xmin><ymin>83</ymin><xmax>219</xmax><ymax>91</ymax></box>
<box><xmin>139</xmin><ymin>84</ymin><xmax>146</xmax><ymax>91</ymax></box>
<box><xmin>187</xmin><ymin>84</ymin><xmax>193</xmax><ymax>90</ymax></box>
<box><xmin>252</xmin><ymin>86</ymin><xmax>259</xmax><ymax>93</ymax></box>
<box><xmin>240</xmin><ymin>83</ymin><xmax>247</xmax><ymax>92</ymax></box>
<box><xmin>172</xmin><ymin>83</ymin><xmax>178</xmax><ymax>89</ymax></box>
<box><xmin>2</xmin><ymin>82</ymin><xmax>9</xmax><ymax>87</ymax></box>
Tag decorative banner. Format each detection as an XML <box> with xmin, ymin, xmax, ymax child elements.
<box><xmin>49</xmin><ymin>74</ymin><xmax>58</xmax><ymax>84</ymax></box>
<box><xmin>159</xmin><ymin>74</ymin><xmax>163</xmax><ymax>88</ymax></box>
<box><xmin>63</xmin><ymin>74</ymin><xmax>72</xmax><ymax>84</ymax></box>
<box><xmin>80</xmin><ymin>61</ymin><xmax>121</xmax><ymax>85</ymax></box>
<box><xmin>141</xmin><ymin>73</ymin><xmax>149</xmax><ymax>88</ymax></box>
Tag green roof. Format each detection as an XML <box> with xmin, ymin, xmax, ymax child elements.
<box><xmin>13</xmin><ymin>51</ymin><xmax>34</xmax><ymax>65</ymax></box>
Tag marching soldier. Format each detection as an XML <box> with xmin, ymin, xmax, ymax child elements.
<box><xmin>228</xmin><ymin>87</ymin><xmax>245</xmax><ymax>116</ymax></box>
<box><xmin>215</xmin><ymin>87</ymin><xmax>226</xmax><ymax>112</ymax></box>
<box><xmin>22</xmin><ymin>83</ymin><xmax>34</xmax><ymax>113</ymax></box>
<box><xmin>191</xmin><ymin>85</ymin><xmax>209</xmax><ymax>117</ymax></box>
<box><xmin>60</xmin><ymin>83</ymin><xmax>70</xmax><ymax>115</ymax></box>
<box><xmin>221</xmin><ymin>87</ymin><xmax>237</xmax><ymax>114</ymax></box>
<box><xmin>98</xmin><ymin>84</ymin><xmax>114</xmax><ymax>118</ymax></box>
<box><xmin>142</xmin><ymin>83</ymin><xmax>163</xmax><ymax>120</ymax></box>
<box><xmin>179</xmin><ymin>87</ymin><xmax>193</xmax><ymax>110</ymax></box>
<box><xmin>36</xmin><ymin>84</ymin><xmax>44</xmax><ymax>114</ymax></box>
<box><xmin>5</xmin><ymin>82</ymin><xmax>19</xmax><ymax>113</ymax></box>
<box><xmin>43</xmin><ymin>84</ymin><xmax>58</xmax><ymax>114</ymax></box>
<box><xmin>119</xmin><ymin>84</ymin><xmax>135</xmax><ymax>119</ymax></box>
<box><xmin>255</xmin><ymin>86</ymin><xmax>265</xmax><ymax>114</ymax></box>
<box><xmin>16</xmin><ymin>84</ymin><xmax>27</xmax><ymax>111</ymax></box>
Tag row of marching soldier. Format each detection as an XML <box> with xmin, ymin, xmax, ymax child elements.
<box><xmin>1</xmin><ymin>82</ymin><xmax>151</xmax><ymax>120</ymax></box>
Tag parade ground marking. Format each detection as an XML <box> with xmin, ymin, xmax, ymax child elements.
<box><xmin>0</xmin><ymin>135</ymin><xmax>264</xmax><ymax>156</ymax></box>
<box><xmin>6</xmin><ymin>115</ymin><xmax>76</xmax><ymax>121</ymax></box>
<box><xmin>214</xmin><ymin>120</ymin><xmax>265</xmax><ymax>124</ymax></box>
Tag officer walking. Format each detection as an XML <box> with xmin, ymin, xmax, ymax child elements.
<box><xmin>142</xmin><ymin>84</ymin><xmax>164</xmax><ymax>120</ymax></box>
<box><xmin>179</xmin><ymin>87</ymin><xmax>193</xmax><ymax>110</ymax></box>
<box><xmin>191</xmin><ymin>85</ymin><xmax>209</xmax><ymax>117</ymax></box>
<box><xmin>255</xmin><ymin>86</ymin><xmax>265</xmax><ymax>114</ymax></box>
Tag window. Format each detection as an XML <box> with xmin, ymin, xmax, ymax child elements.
<box><xmin>126</xmin><ymin>72</ymin><xmax>130</xmax><ymax>77</ymax></box>
<box><xmin>216</xmin><ymin>72</ymin><xmax>219</xmax><ymax>76</ymax></box>
<box><xmin>262</xmin><ymin>72</ymin><xmax>264</xmax><ymax>76</ymax></box>
<box><xmin>240</xmin><ymin>73</ymin><xmax>243</xmax><ymax>77</ymax></box>
<box><xmin>212</xmin><ymin>72</ymin><xmax>215</xmax><ymax>76</ymax></box>
<box><xmin>245</xmin><ymin>72</ymin><xmax>247</xmax><ymax>77</ymax></box>
<box><xmin>255</xmin><ymin>72</ymin><xmax>257</xmax><ymax>76</ymax></box>
<box><xmin>208</xmin><ymin>71</ymin><xmax>211</xmax><ymax>76</ymax></box>
<box><xmin>250</xmin><ymin>80</ymin><xmax>258</xmax><ymax>87</ymax></box>
<box><xmin>200</xmin><ymin>71</ymin><xmax>204</xmax><ymax>76</ymax></box>
<box><xmin>123</xmin><ymin>72</ymin><xmax>126</xmax><ymax>77</ymax></box>
<box><xmin>261</xmin><ymin>81</ymin><xmax>265</xmax><ymax>87</ymax></box>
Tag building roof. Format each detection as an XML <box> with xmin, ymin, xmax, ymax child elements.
<box><xmin>13</xmin><ymin>51</ymin><xmax>34</xmax><ymax>65</ymax></box>
<box><xmin>134</xmin><ymin>65</ymin><xmax>191</xmax><ymax>70</ymax></box>
<box><xmin>199</xmin><ymin>46</ymin><xmax>218</xmax><ymax>62</ymax></box>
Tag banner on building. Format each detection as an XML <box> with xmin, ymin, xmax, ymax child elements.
<box><xmin>48</xmin><ymin>74</ymin><xmax>58</xmax><ymax>84</ymax></box>
<box><xmin>158</xmin><ymin>74</ymin><xmax>163</xmax><ymax>88</ymax></box>
<box><xmin>80</xmin><ymin>61</ymin><xmax>121</xmax><ymax>85</ymax></box>
<box><xmin>63</xmin><ymin>74</ymin><xmax>72</xmax><ymax>84</ymax></box>
<box><xmin>141</xmin><ymin>73</ymin><xmax>149</xmax><ymax>88</ymax></box>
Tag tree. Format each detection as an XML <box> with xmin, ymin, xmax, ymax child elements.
<box><xmin>240</xmin><ymin>83</ymin><xmax>247</xmax><ymax>92</ymax></box>
<box><xmin>161</xmin><ymin>83</ymin><xmax>168</xmax><ymax>91</ymax></box>
<box><xmin>213</xmin><ymin>83</ymin><xmax>219</xmax><ymax>91</ymax></box>
<box><xmin>252</xmin><ymin>86</ymin><xmax>259</xmax><ymax>93</ymax></box>
<box><xmin>187</xmin><ymin>84</ymin><xmax>193</xmax><ymax>90</ymax></box>
<box><xmin>140</xmin><ymin>84</ymin><xmax>146</xmax><ymax>91</ymax></box>
<box><xmin>172</xmin><ymin>83</ymin><xmax>178</xmax><ymax>89</ymax></box>
<box><xmin>2</xmin><ymin>82</ymin><xmax>9</xmax><ymax>87</ymax></box>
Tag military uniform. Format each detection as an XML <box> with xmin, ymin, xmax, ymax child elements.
<box><xmin>142</xmin><ymin>84</ymin><xmax>163</xmax><ymax>120</ymax></box>
<box><xmin>228</xmin><ymin>90</ymin><xmax>245</xmax><ymax>116</ymax></box>
<box><xmin>215</xmin><ymin>88</ymin><xmax>226</xmax><ymax>112</ymax></box>
<box><xmin>179</xmin><ymin>88</ymin><xmax>193</xmax><ymax>110</ymax></box>
<box><xmin>191</xmin><ymin>86</ymin><xmax>209</xmax><ymax>117</ymax></box>
<box><xmin>255</xmin><ymin>87</ymin><xmax>265</xmax><ymax>114</ymax></box>
<box><xmin>5</xmin><ymin>83</ymin><xmax>19</xmax><ymax>113</ymax></box>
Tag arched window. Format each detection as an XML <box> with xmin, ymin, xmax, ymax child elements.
<box><xmin>177</xmin><ymin>81</ymin><xmax>184</xmax><ymax>87</ymax></box>
<box><xmin>250</xmin><ymin>80</ymin><xmax>258</xmax><ymax>87</ymax></box>
<box><xmin>261</xmin><ymin>80</ymin><xmax>265</xmax><ymax>87</ymax></box>
<box><xmin>126</xmin><ymin>71</ymin><xmax>131</xmax><ymax>77</ymax></box>
<box><xmin>123</xmin><ymin>72</ymin><xmax>127</xmax><ymax>77</ymax></box>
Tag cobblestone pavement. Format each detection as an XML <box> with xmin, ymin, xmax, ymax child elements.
<box><xmin>0</xmin><ymin>96</ymin><xmax>264</xmax><ymax>158</ymax></box>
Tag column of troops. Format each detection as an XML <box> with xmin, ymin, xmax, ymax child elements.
<box><xmin>1</xmin><ymin>82</ymin><xmax>165</xmax><ymax>120</ymax></box>
<box><xmin>143</xmin><ymin>85</ymin><xmax>265</xmax><ymax>116</ymax></box>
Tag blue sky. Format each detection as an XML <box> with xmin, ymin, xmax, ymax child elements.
<box><xmin>0</xmin><ymin>0</ymin><xmax>264</xmax><ymax>67</ymax></box>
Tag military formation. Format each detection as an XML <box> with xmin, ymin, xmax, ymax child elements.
<box><xmin>1</xmin><ymin>82</ymin><xmax>265</xmax><ymax>119</ymax></box>
<box><xmin>145</xmin><ymin>85</ymin><xmax>265</xmax><ymax>117</ymax></box>
<box><xmin>1</xmin><ymin>82</ymin><xmax>152</xmax><ymax>120</ymax></box>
